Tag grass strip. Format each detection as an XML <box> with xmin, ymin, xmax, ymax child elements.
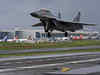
<box><xmin>0</xmin><ymin>48</ymin><xmax>100</xmax><ymax>57</ymax></box>
<box><xmin>0</xmin><ymin>40</ymin><xmax>100</xmax><ymax>50</ymax></box>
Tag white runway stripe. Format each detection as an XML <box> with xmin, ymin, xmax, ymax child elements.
<box><xmin>0</xmin><ymin>58</ymin><xmax>100</xmax><ymax>73</ymax></box>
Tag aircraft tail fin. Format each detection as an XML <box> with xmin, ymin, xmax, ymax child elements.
<box><xmin>58</xmin><ymin>10</ymin><xmax>61</xmax><ymax>19</ymax></box>
<box><xmin>73</xmin><ymin>11</ymin><xmax>81</xmax><ymax>22</ymax></box>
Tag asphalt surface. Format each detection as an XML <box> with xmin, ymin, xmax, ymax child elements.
<box><xmin>1</xmin><ymin>52</ymin><xmax>100</xmax><ymax>61</ymax></box>
<box><xmin>45</xmin><ymin>65</ymin><xmax>100</xmax><ymax>75</ymax></box>
<box><xmin>0</xmin><ymin>52</ymin><xmax>100</xmax><ymax>75</ymax></box>
<box><xmin>0</xmin><ymin>45</ymin><xmax>100</xmax><ymax>54</ymax></box>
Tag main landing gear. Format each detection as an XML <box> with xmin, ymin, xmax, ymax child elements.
<box><xmin>47</xmin><ymin>32</ymin><xmax>51</xmax><ymax>37</ymax></box>
<box><xmin>65</xmin><ymin>32</ymin><xmax>68</xmax><ymax>37</ymax></box>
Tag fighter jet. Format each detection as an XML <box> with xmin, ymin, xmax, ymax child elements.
<box><xmin>30</xmin><ymin>8</ymin><xmax>95</xmax><ymax>37</ymax></box>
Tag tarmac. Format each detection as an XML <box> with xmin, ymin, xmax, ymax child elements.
<box><xmin>0</xmin><ymin>58</ymin><xmax>100</xmax><ymax>75</ymax></box>
<box><xmin>0</xmin><ymin>52</ymin><xmax>100</xmax><ymax>75</ymax></box>
<box><xmin>44</xmin><ymin>65</ymin><xmax>100</xmax><ymax>75</ymax></box>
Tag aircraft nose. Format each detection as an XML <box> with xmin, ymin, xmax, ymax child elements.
<box><xmin>30</xmin><ymin>12</ymin><xmax>38</xmax><ymax>17</ymax></box>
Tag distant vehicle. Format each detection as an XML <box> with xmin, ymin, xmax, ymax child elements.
<box><xmin>62</xmin><ymin>37</ymin><xmax>70</xmax><ymax>40</ymax></box>
<box><xmin>88</xmin><ymin>36</ymin><xmax>99</xmax><ymax>40</ymax></box>
<box><xmin>7</xmin><ymin>39</ymin><xmax>14</xmax><ymax>42</ymax></box>
<box><xmin>30</xmin><ymin>8</ymin><xmax>96</xmax><ymax>37</ymax></box>
<box><xmin>17</xmin><ymin>39</ymin><xmax>27</xmax><ymax>42</ymax></box>
<box><xmin>88</xmin><ymin>32</ymin><xmax>99</xmax><ymax>40</ymax></box>
<box><xmin>0</xmin><ymin>35</ymin><xmax>28</xmax><ymax>42</ymax></box>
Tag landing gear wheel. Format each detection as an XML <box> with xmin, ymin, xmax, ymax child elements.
<box><xmin>65</xmin><ymin>32</ymin><xmax>68</xmax><ymax>37</ymax></box>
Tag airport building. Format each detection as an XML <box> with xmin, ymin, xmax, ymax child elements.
<box><xmin>0</xmin><ymin>26</ymin><xmax>99</xmax><ymax>40</ymax></box>
<box><xmin>0</xmin><ymin>29</ymin><xmax>14</xmax><ymax>39</ymax></box>
<box><xmin>14</xmin><ymin>27</ymin><xmax>65</xmax><ymax>40</ymax></box>
<box><xmin>0</xmin><ymin>27</ymin><xmax>65</xmax><ymax>40</ymax></box>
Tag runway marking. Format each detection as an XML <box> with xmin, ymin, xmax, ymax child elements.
<box><xmin>0</xmin><ymin>68</ymin><xmax>17</xmax><ymax>72</ymax></box>
<box><xmin>15</xmin><ymin>62</ymin><xmax>23</xmax><ymax>64</ymax></box>
<box><xmin>0</xmin><ymin>58</ymin><xmax>100</xmax><ymax>73</ymax></box>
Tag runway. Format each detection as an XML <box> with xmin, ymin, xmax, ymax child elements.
<box><xmin>1</xmin><ymin>52</ymin><xmax>100</xmax><ymax>61</ymax></box>
<box><xmin>0</xmin><ymin>45</ymin><xmax>100</xmax><ymax>54</ymax></box>
<box><xmin>0</xmin><ymin>52</ymin><xmax>100</xmax><ymax>75</ymax></box>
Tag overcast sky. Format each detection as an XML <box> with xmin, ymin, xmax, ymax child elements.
<box><xmin>0</xmin><ymin>0</ymin><xmax>99</xmax><ymax>31</ymax></box>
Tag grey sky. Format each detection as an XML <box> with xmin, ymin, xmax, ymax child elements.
<box><xmin>0</xmin><ymin>0</ymin><xmax>99</xmax><ymax>30</ymax></box>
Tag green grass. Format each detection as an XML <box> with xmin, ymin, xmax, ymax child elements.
<box><xmin>0</xmin><ymin>42</ymin><xmax>34</xmax><ymax>50</ymax></box>
<box><xmin>0</xmin><ymin>48</ymin><xmax>100</xmax><ymax>57</ymax></box>
<box><xmin>0</xmin><ymin>40</ymin><xmax>100</xmax><ymax>50</ymax></box>
<box><xmin>33</xmin><ymin>40</ymin><xmax>100</xmax><ymax>48</ymax></box>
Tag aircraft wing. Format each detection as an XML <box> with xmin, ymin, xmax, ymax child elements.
<box><xmin>32</xmin><ymin>23</ymin><xmax>43</xmax><ymax>27</ymax></box>
<box><xmin>31</xmin><ymin>19</ymin><xmax>96</xmax><ymax>27</ymax></box>
<box><xmin>57</xmin><ymin>20</ymin><xmax>96</xmax><ymax>26</ymax></box>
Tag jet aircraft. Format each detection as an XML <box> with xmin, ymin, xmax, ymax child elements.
<box><xmin>30</xmin><ymin>8</ymin><xmax>95</xmax><ymax>37</ymax></box>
